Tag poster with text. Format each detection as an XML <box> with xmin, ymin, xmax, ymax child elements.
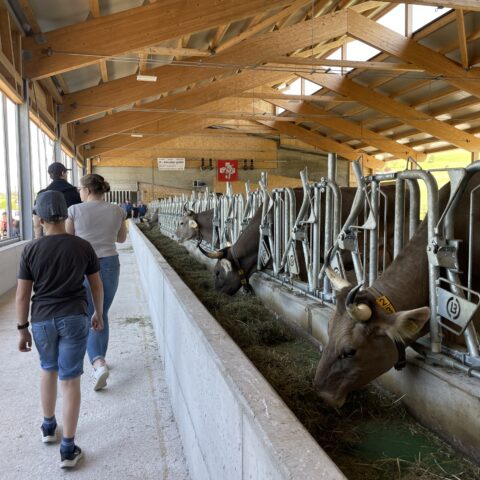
<box><xmin>217</xmin><ymin>159</ymin><xmax>238</xmax><ymax>182</ymax></box>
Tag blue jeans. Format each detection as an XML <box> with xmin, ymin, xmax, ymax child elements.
<box><xmin>32</xmin><ymin>314</ymin><xmax>89</xmax><ymax>380</ymax></box>
<box><xmin>84</xmin><ymin>255</ymin><xmax>120</xmax><ymax>364</ymax></box>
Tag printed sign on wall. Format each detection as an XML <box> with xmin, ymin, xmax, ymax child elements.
<box><xmin>217</xmin><ymin>160</ymin><xmax>238</xmax><ymax>182</ymax></box>
<box><xmin>157</xmin><ymin>158</ymin><xmax>185</xmax><ymax>170</ymax></box>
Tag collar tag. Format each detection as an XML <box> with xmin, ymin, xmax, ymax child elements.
<box><xmin>375</xmin><ymin>295</ymin><xmax>396</xmax><ymax>314</ymax></box>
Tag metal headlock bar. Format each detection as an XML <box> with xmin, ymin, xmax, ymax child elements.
<box><xmin>153</xmin><ymin>158</ymin><xmax>480</xmax><ymax>378</ymax></box>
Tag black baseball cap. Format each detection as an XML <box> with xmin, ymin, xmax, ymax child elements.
<box><xmin>35</xmin><ymin>190</ymin><xmax>68</xmax><ymax>221</ymax></box>
<box><xmin>47</xmin><ymin>162</ymin><xmax>67</xmax><ymax>178</ymax></box>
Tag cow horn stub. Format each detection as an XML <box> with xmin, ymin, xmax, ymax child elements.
<box><xmin>345</xmin><ymin>283</ymin><xmax>372</xmax><ymax>322</ymax></box>
<box><xmin>197</xmin><ymin>244</ymin><xmax>225</xmax><ymax>259</ymax></box>
<box><xmin>324</xmin><ymin>247</ymin><xmax>351</xmax><ymax>291</ymax></box>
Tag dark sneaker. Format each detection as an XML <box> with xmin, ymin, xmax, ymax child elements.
<box><xmin>60</xmin><ymin>446</ymin><xmax>83</xmax><ymax>468</ymax></box>
<box><xmin>41</xmin><ymin>424</ymin><xmax>57</xmax><ymax>443</ymax></box>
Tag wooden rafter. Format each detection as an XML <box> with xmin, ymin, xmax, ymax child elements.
<box><xmin>380</xmin><ymin>0</ymin><xmax>480</xmax><ymax>12</ymax></box>
<box><xmin>23</xmin><ymin>0</ymin><xmax>294</xmax><ymax>80</ymax></box>
<box><xmin>301</xmin><ymin>72</ymin><xmax>480</xmax><ymax>152</ymax></box>
<box><xmin>235</xmin><ymin>92</ymin><xmax>353</xmax><ymax>103</ymax></box>
<box><xmin>257</xmin><ymin>120</ymin><xmax>382</xmax><ymax>169</ymax></box>
<box><xmin>346</xmin><ymin>9</ymin><xmax>480</xmax><ymax>99</ymax></box>
<box><xmin>456</xmin><ymin>9</ymin><xmax>469</xmax><ymax>69</ymax></box>
<box><xmin>135</xmin><ymin>46</ymin><xmax>211</xmax><ymax>57</ymax></box>
<box><xmin>258</xmin><ymin>86</ymin><xmax>424</xmax><ymax>160</ymax></box>
<box><xmin>268</xmin><ymin>56</ymin><xmax>423</xmax><ymax>71</ymax></box>
<box><xmin>88</xmin><ymin>97</ymin><xmax>262</xmax><ymax>155</ymax></box>
<box><xmin>61</xmin><ymin>9</ymin><xmax>348</xmax><ymax>123</ymax></box>
<box><xmin>74</xmin><ymin>69</ymin><xmax>288</xmax><ymax>145</ymax></box>
<box><xmin>211</xmin><ymin>24</ymin><xmax>230</xmax><ymax>50</ymax></box>
<box><xmin>215</xmin><ymin>0</ymin><xmax>312</xmax><ymax>54</ymax></box>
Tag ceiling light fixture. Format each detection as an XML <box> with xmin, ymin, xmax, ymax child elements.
<box><xmin>131</xmin><ymin>133</ymin><xmax>144</xmax><ymax>138</ymax></box>
<box><xmin>136</xmin><ymin>74</ymin><xmax>157</xmax><ymax>82</ymax></box>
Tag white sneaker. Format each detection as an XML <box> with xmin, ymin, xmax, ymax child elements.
<box><xmin>93</xmin><ymin>365</ymin><xmax>109</xmax><ymax>391</ymax></box>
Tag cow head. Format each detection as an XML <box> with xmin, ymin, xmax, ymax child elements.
<box><xmin>198</xmin><ymin>246</ymin><xmax>255</xmax><ymax>295</ymax></box>
<box><xmin>314</xmin><ymin>258</ymin><xmax>430</xmax><ymax>408</ymax></box>
<box><xmin>175</xmin><ymin>210</ymin><xmax>199</xmax><ymax>242</ymax></box>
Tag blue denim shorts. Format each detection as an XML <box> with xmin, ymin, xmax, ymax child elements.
<box><xmin>32</xmin><ymin>314</ymin><xmax>89</xmax><ymax>380</ymax></box>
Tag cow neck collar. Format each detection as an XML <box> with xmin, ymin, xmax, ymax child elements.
<box><xmin>230</xmin><ymin>244</ymin><xmax>253</xmax><ymax>294</ymax></box>
<box><xmin>366</xmin><ymin>285</ymin><xmax>407</xmax><ymax>371</ymax></box>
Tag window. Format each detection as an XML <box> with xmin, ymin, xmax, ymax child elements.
<box><xmin>0</xmin><ymin>92</ymin><xmax>21</xmax><ymax>241</ymax></box>
<box><xmin>412</xmin><ymin>5</ymin><xmax>451</xmax><ymax>33</ymax></box>
<box><xmin>61</xmin><ymin>149</ymin><xmax>74</xmax><ymax>183</ymax></box>
<box><xmin>30</xmin><ymin>119</ymin><xmax>55</xmax><ymax>196</ymax></box>
<box><xmin>378</xmin><ymin>4</ymin><xmax>405</xmax><ymax>35</ymax></box>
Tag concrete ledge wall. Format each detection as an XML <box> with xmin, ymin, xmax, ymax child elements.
<box><xmin>129</xmin><ymin>224</ymin><xmax>346</xmax><ymax>480</ymax></box>
<box><xmin>0</xmin><ymin>241</ymin><xmax>28</xmax><ymax>296</ymax></box>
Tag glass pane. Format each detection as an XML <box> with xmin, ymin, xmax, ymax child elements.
<box><xmin>0</xmin><ymin>93</ymin><xmax>7</xmax><ymax>239</ymax></box>
<box><xmin>6</xmin><ymin>98</ymin><xmax>20</xmax><ymax>238</ymax></box>
<box><xmin>412</xmin><ymin>6</ymin><xmax>451</xmax><ymax>33</ymax></box>
<box><xmin>378</xmin><ymin>4</ymin><xmax>405</xmax><ymax>35</ymax></box>
<box><xmin>30</xmin><ymin>120</ymin><xmax>55</xmax><ymax>197</ymax></box>
<box><xmin>346</xmin><ymin>40</ymin><xmax>380</xmax><ymax>61</ymax></box>
<box><xmin>303</xmin><ymin>79</ymin><xmax>321</xmax><ymax>96</ymax></box>
<box><xmin>283</xmin><ymin>78</ymin><xmax>301</xmax><ymax>95</ymax></box>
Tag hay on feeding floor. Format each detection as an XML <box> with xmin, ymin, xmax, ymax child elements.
<box><xmin>141</xmin><ymin>226</ymin><xmax>480</xmax><ymax>480</ymax></box>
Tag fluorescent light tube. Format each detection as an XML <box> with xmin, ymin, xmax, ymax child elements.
<box><xmin>136</xmin><ymin>74</ymin><xmax>157</xmax><ymax>82</ymax></box>
<box><xmin>131</xmin><ymin>133</ymin><xmax>144</xmax><ymax>138</ymax></box>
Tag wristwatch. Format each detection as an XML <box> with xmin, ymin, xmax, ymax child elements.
<box><xmin>17</xmin><ymin>322</ymin><xmax>29</xmax><ymax>330</ymax></box>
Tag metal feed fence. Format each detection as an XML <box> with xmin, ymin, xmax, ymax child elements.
<box><xmin>152</xmin><ymin>159</ymin><xmax>480</xmax><ymax>378</ymax></box>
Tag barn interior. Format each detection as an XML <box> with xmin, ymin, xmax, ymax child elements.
<box><xmin>1</xmin><ymin>1</ymin><xmax>480</xmax><ymax>479</ymax></box>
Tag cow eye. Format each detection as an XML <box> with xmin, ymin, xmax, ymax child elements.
<box><xmin>338</xmin><ymin>348</ymin><xmax>356</xmax><ymax>360</ymax></box>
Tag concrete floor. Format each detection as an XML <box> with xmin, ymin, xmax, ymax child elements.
<box><xmin>0</xmin><ymin>239</ymin><xmax>191</xmax><ymax>479</ymax></box>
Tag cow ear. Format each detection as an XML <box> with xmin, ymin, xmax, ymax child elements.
<box><xmin>384</xmin><ymin>307</ymin><xmax>430</xmax><ymax>342</ymax></box>
<box><xmin>188</xmin><ymin>219</ymin><xmax>198</xmax><ymax>229</ymax></box>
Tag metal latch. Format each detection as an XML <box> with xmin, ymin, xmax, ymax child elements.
<box><xmin>436</xmin><ymin>277</ymin><xmax>480</xmax><ymax>336</ymax></box>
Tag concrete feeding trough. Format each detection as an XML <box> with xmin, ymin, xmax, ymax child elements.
<box><xmin>180</xmin><ymin>240</ymin><xmax>480</xmax><ymax>464</ymax></box>
<box><xmin>129</xmin><ymin>224</ymin><xmax>346</xmax><ymax>480</ymax></box>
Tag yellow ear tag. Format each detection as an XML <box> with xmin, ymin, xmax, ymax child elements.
<box><xmin>376</xmin><ymin>295</ymin><xmax>396</xmax><ymax>314</ymax></box>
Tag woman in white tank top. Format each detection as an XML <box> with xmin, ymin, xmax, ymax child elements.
<box><xmin>66</xmin><ymin>174</ymin><xmax>127</xmax><ymax>391</ymax></box>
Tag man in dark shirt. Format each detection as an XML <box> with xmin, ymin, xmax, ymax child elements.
<box><xmin>17</xmin><ymin>190</ymin><xmax>104</xmax><ymax>469</ymax></box>
<box><xmin>33</xmin><ymin>162</ymin><xmax>82</xmax><ymax>238</ymax></box>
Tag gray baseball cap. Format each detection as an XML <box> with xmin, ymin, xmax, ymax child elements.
<box><xmin>35</xmin><ymin>190</ymin><xmax>68</xmax><ymax>221</ymax></box>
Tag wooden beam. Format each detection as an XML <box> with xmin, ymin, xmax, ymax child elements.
<box><xmin>88</xmin><ymin>0</ymin><xmax>101</xmax><ymax>17</ymax></box>
<box><xmin>347</xmin><ymin>9</ymin><xmax>480</xmax><ymax>99</ymax></box>
<box><xmin>268</xmin><ymin>56</ymin><xmax>424</xmax><ymax>71</ymax></box>
<box><xmin>61</xmin><ymin>9</ymin><xmax>348</xmax><ymax>123</ymax></box>
<box><xmin>301</xmin><ymin>72</ymin><xmax>480</xmax><ymax>152</ymax></box>
<box><xmin>258</xmin><ymin>86</ymin><xmax>425</xmax><ymax>161</ymax></box>
<box><xmin>0</xmin><ymin>8</ymin><xmax>14</xmax><ymax>65</ymax></box>
<box><xmin>216</xmin><ymin>0</ymin><xmax>312</xmax><ymax>54</ymax></box>
<box><xmin>135</xmin><ymin>46</ymin><xmax>211</xmax><ymax>57</ymax></box>
<box><xmin>23</xmin><ymin>0</ymin><xmax>294</xmax><ymax>80</ymax></box>
<box><xmin>235</xmin><ymin>92</ymin><xmax>352</xmax><ymax>103</ymax></box>
<box><xmin>258</xmin><ymin>120</ymin><xmax>382</xmax><ymax>169</ymax></box>
<box><xmin>211</xmin><ymin>24</ymin><xmax>230</xmax><ymax>49</ymax></box>
<box><xmin>456</xmin><ymin>9</ymin><xmax>469</xmax><ymax>69</ymax></box>
<box><xmin>17</xmin><ymin>0</ymin><xmax>42</xmax><ymax>34</ymax></box>
<box><xmin>100</xmin><ymin>135</ymin><xmax>277</xmax><ymax>161</ymax></box>
<box><xmin>86</xmin><ymin>97</ymin><xmax>267</xmax><ymax>154</ymax></box>
<box><xmin>379</xmin><ymin>0</ymin><xmax>480</xmax><ymax>12</ymax></box>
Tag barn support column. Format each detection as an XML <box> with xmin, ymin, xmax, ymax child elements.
<box><xmin>18</xmin><ymin>79</ymin><xmax>33</xmax><ymax>240</ymax></box>
<box><xmin>53</xmin><ymin>124</ymin><xmax>62</xmax><ymax>164</ymax></box>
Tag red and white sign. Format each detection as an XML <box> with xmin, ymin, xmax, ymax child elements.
<box><xmin>217</xmin><ymin>160</ymin><xmax>238</xmax><ymax>182</ymax></box>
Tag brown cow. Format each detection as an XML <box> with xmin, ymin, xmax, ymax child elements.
<box><xmin>201</xmin><ymin>184</ymin><xmax>408</xmax><ymax>295</ymax></box>
<box><xmin>314</xmin><ymin>174</ymin><xmax>480</xmax><ymax>407</ymax></box>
